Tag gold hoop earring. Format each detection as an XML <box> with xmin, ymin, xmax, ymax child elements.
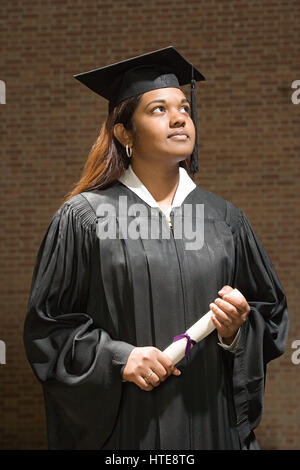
<box><xmin>125</xmin><ymin>144</ymin><xmax>132</xmax><ymax>158</ymax></box>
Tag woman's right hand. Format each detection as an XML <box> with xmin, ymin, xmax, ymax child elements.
<box><xmin>122</xmin><ymin>346</ymin><xmax>181</xmax><ymax>391</ymax></box>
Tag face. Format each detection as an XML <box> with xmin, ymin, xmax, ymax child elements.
<box><xmin>128</xmin><ymin>87</ymin><xmax>195</xmax><ymax>166</ymax></box>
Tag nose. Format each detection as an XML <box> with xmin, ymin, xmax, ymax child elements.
<box><xmin>169</xmin><ymin>108</ymin><xmax>186</xmax><ymax>127</ymax></box>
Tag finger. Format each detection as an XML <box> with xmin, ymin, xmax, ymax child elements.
<box><xmin>240</xmin><ymin>312</ymin><xmax>249</xmax><ymax>324</ymax></box>
<box><xmin>223</xmin><ymin>296</ymin><xmax>250</xmax><ymax>317</ymax></box>
<box><xmin>151</xmin><ymin>362</ymin><xmax>181</xmax><ymax>382</ymax></box>
<box><xmin>210</xmin><ymin>302</ymin><xmax>233</xmax><ymax>326</ymax></box>
<box><xmin>218</xmin><ymin>285</ymin><xmax>234</xmax><ymax>296</ymax></box>
<box><xmin>223</xmin><ymin>296</ymin><xmax>246</xmax><ymax>314</ymax></box>
<box><xmin>211</xmin><ymin>314</ymin><xmax>226</xmax><ymax>335</ymax></box>
<box><xmin>136</xmin><ymin>376</ymin><xmax>154</xmax><ymax>392</ymax></box>
<box><xmin>145</xmin><ymin>370</ymin><xmax>161</xmax><ymax>387</ymax></box>
<box><xmin>151</xmin><ymin>362</ymin><xmax>169</xmax><ymax>382</ymax></box>
<box><xmin>219</xmin><ymin>289</ymin><xmax>248</xmax><ymax>314</ymax></box>
<box><xmin>214</xmin><ymin>298</ymin><xmax>239</xmax><ymax>319</ymax></box>
<box><xmin>157</xmin><ymin>352</ymin><xmax>178</xmax><ymax>376</ymax></box>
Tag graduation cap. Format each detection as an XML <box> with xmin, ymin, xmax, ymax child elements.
<box><xmin>73</xmin><ymin>46</ymin><xmax>205</xmax><ymax>173</ymax></box>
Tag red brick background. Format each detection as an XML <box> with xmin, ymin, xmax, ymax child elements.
<box><xmin>0</xmin><ymin>0</ymin><xmax>299</xmax><ymax>450</ymax></box>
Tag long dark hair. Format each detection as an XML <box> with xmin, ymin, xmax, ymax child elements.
<box><xmin>64</xmin><ymin>94</ymin><xmax>190</xmax><ymax>202</ymax></box>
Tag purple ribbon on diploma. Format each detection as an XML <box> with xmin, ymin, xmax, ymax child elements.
<box><xmin>173</xmin><ymin>333</ymin><xmax>196</xmax><ymax>357</ymax></box>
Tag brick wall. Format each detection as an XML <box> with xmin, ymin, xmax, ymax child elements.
<box><xmin>0</xmin><ymin>0</ymin><xmax>299</xmax><ymax>449</ymax></box>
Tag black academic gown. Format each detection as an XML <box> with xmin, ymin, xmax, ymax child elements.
<box><xmin>23</xmin><ymin>182</ymin><xmax>289</xmax><ymax>450</ymax></box>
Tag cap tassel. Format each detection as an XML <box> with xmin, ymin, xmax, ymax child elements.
<box><xmin>190</xmin><ymin>72</ymin><xmax>199</xmax><ymax>174</ymax></box>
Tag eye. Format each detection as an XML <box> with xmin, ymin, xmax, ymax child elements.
<box><xmin>151</xmin><ymin>105</ymin><xmax>165</xmax><ymax>113</ymax></box>
<box><xmin>181</xmin><ymin>105</ymin><xmax>191</xmax><ymax>114</ymax></box>
<box><xmin>151</xmin><ymin>105</ymin><xmax>191</xmax><ymax>114</ymax></box>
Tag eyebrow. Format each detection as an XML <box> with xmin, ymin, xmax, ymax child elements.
<box><xmin>145</xmin><ymin>98</ymin><xmax>190</xmax><ymax>109</ymax></box>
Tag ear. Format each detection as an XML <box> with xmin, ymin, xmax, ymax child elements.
<box><xmin>113</xmin><ymin>123</ymin><xmax>132</xmax><ymax>147</ymax></box>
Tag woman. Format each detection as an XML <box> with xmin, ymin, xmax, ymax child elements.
<box><xmin>23</xmin><ymin>47</ymin><xmax>289</xmax><ymax>450</ymax></box>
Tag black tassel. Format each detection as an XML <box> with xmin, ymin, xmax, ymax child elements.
<box><xmin>190</xmin><ymin>74</ymin><xmax>198</xmax><ymax>174</ymax></box>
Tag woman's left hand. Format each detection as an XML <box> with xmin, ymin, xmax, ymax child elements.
<box><xmin>210</xmin><ymin>285</ymin><xmax>250</xmax><ymax>345</ymax></box>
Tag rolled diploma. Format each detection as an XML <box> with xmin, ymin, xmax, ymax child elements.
<box><xmin>163</xmin><ymin>288</ymin><xmax>240</xmax><ymax>365</ymax></box>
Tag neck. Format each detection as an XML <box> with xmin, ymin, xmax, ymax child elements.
<box><xmin>130</xmin><ymin>159</ymin><xmax>180</xmax><ymax>206</ymax></box>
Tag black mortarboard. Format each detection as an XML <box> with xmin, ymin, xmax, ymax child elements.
<box><xmin>73</xmin><ymin>46</ymin><xmax>205</xmax><ymax>173</ymax></box>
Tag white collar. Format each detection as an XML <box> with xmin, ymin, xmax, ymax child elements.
<box><xmin>118</xmin><ymin>164</ymin><xmax>196</xmax><ymax>217</ymax></box>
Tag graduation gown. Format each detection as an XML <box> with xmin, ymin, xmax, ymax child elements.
<box><xmin>23</xmin><ymin>174</ymin><xmax>289</xmax><ymax>450</ymax></box>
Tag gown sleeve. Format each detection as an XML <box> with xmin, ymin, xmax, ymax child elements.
<box><xmin>233</xmin><ymin>209</ymin><xmax>289</xmax><ymax>365</ymax></box>
<box><xmin>23</xmin><ymin>197</ymin><xmax>135</xmax><ymax>450</ymax></box>
<box><xmin>228</xmin><ymin>206</ymin><xmax>289</xmax><ymax>443</ymax></box>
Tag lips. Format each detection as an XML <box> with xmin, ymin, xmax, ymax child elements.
<box><xmin>168</xmin><ymin>131</ymin><xmax>189</xmax><ymax>138</ymax></box>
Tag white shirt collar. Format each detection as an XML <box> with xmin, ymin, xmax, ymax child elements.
<box><xmin>118</xmin><ymin>164</ymin><xmax>196</xmax><ymax>217</ymax></box>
